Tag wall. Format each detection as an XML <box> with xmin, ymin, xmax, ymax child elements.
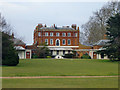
<box><xmin>34</xmin><ymin>29</ymin><xmax>79</xmax><ymax>46</ymax></box>
<box><xmin>17</xmin><ymin>50</ymin><xmax>25</xmax><ymax>59</ymax></box>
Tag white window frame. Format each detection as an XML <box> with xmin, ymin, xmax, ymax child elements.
<box><xmin>68</xmin><ymin>39</ymin><xmax>71</xmax><ymax>45</ymax></box>
<box><xmin>45</xmin><ymin>32</ymin><xmax>48</xmax><ymax>36</ymax></box>
<box><xmin>50</xmin><ymin>39</ymin><xmax>53</xmax><ymax>45</ymax></box>
<box><xmin>62</xmin><ymin>39</ymin><xmax>66</xmax><ymax>45</ymax></box>
<box><xmin>38</xmin><ymin>32</ymin><xmax>41</xmax><ymax>36</ymax></box>
<box><xmin>62</xmin><ymin>33</ymin><xmax>66</xmax><ymax>37</ymax></box>
<box><xmin>75</xmin><ymin>33</ymin><xmax>77</xmax><ymax>37</ymax></box>
<box><xmin>56</xmin><ymin>39</ymin><xmax>60</xmax><ymax>46</ymax></box>
<box><xmin>68</xmin><ymin>33</ymin><xmax>71</xmax><ymax>37</ymax></box>
<box><xmin>45</xmin><ymin>39</ymin><xmax>48</xmax><ymax>45</ymax></box>
<box><xmin>50</xmin><ymin>32</ymin><xmax>53</xmax><ymax>36</ymax></box>
<box><xmin>56</xmin><ymin>33</ymin><xmax>60</xmax><ymax>36</ymax></box>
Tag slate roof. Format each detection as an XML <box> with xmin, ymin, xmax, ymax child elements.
<box><xmin>79</xmin><ymin>43</ymin><xmax>92</xmax><ymax>49</ymax></box>
<box><xmin>40</xmin><ymin>27</ymin><xmax>75</xmax><ymax>30</ymax></box>
<box><xmin>93</xmin><ymin>39</ymin><xmax>110</xmax><ymax>46</ymax></box>
<box><xmin>14</xmin><ymin>46</ymin><xmax>25</xmax><ymax>50</ymax></box>
<box><xmin>11</xmin><ymin>38</ymin><xmax>26</xmax><ymax>45</ymax></box>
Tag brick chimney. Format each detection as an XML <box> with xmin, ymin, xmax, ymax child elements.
<box><xmin>38</xmin><ymin>24</ymin><xmax>43</xmax><ymax>28</ymax></box>
<box><xmin>12</xmin><ymin>33</ymin><xmax>14</xmax><ymax>39</ymax></box>
<box><xmin>66</xmin><ymin>26</ymin><xmax>69</xmax><ymax>28</ymax></box>
<box><xmin>77</xmin><ymin>26</ymin><xmax>79</xmax><ymax>30</ymax></box>
<box><xmin>44</xmin><ymin>24</ymin><xmax>47</xmax><ymax>27</ymax></box>
<box><xmin>53</xmin><ymin>24</ymin><xmax>55</xmax><ymax>28</ymax></box>
<box><xmin>72</xmin><ymin>24</ymin><xmax>76</xmax><ymax>30</ymax></box>
<box><xmin>103</xmin><ymin>34</ymin><xmax>107</xmax><ymax>39</ymax></box>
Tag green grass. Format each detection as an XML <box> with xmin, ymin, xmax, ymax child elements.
<box><xmin>2</xmin><ymin>59</ymin><xmax>118</xmax><ymax>76</ymax></box>
<box><xmin>2</xmin><ymin>59</ymin><xmax>119</xmax><ymax>88</ymax></box>
<box><xmin>2</xmin><ymin>77</ymin><xmax>118</xmax><ymax>88</ymax></box>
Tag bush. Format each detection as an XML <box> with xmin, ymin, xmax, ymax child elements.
<box><xmin>47</xmin><ymin>56</ymin><xmax>52</xmax><ymax>58</ymax></box>
<box><xmin>81</xmin><ymin>53</ymin><xmax>91</xmax><ymax>59</ymax></box>
<box><xmin>2</xmin><ymin>52</ymin><xmax>19</xmax><ymax>66</ymax></box>
<box><xmin>64</xmin><ymin>53</ymin><xmax>74</xmax><ymax>58</ymax></box>
<box><xmin>32</xmin><ymin>54</ymin><xmax>39</xmax><ymax>58</ymax></box>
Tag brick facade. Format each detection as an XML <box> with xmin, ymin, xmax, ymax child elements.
<box><xmin>34</xmin><ymin>24</ymin><xmax>79</xmax><ymax>47</ymax></box>
<box><xmin>32</xmin><ymin>24</ymin><xmax>108</xmax><ymax>59</ymax></box>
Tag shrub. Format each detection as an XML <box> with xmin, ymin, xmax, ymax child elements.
<box><xmin>47</xmin><ymin>56</ymin><xmax>52</xmax><ymax>58</ymax></box>
<box><xmin>2</xmin><ymin>51</ymin><xmax>19</xmax><ymax>66</ymax></box>
<box><xmin>81</xmin><ymin>53</ymin><xmax>91</xmax><ymax>59</ymax></box>
<box><xmin>32</xmin><ymin>54</ymin><xmax>39</xmax><ymax>58</ymax></box>
<box><xmin>64</xmin><ymin>53</ymin><xmax>74</xmax><ymax>58</ymax></box>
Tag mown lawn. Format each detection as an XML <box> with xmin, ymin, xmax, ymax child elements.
<box><xmin>2</xmin><ymin>59</ymin><xmax>119</xmax><ymax>88</ymax></box>
<box><xmin>2</xmin><ymin>59</ymin><xmax>118</xmax><ymax>76</ymax></box>
<box><xmin>2</xmin><ymin>77</ymin><xmax>118</xmax><ymax>88</ymax></box>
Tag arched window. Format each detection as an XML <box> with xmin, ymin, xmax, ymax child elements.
<box><xmin>56</xmin><ymin>39</ymin><xmax>60</xmax><ymax>46</ymax></box>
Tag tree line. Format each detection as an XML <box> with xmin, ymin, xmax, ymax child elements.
<box><xmin>81</xmin><ymin>1</ymin><xmax>120</xmax><ymax>45</ymax></box>
<box><xmin>97</xmin><ymin>13</ymin><xmax>120</xmax><ymax>60</ymax></box>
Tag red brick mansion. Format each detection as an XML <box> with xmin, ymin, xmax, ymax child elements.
<box><xmin>13</xmin><ymin>23</ymin><xmax>109</xmax><ymax>59</ymax></box>
<box><xmin>33</xmin><ymin>24</ymin><xmax>109</xmax><ymax>59</ymax></box>
<box><xmin>33</xmin><ymin>24</ymin><xmax>79</xmax><ymax>58</ymax></box>
<box><xmin>34</xmin><ymin>24</ymin><xmax>79</xmax><ymax>46</ymax></box>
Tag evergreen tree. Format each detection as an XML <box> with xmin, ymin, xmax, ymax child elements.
<box><xmin>2</xmin><ymin>32</ymin><xmax>19</xmax><ymax>66</ymax></box>
<box><xmin>98</xmin><ymin>13</ymin><xmax>120</xmax><ymax>60</ymax></box>
<box><xmin>1</xmin><ymin>13</ymin><xmax>19</xmax><ymax>66</ymax></box>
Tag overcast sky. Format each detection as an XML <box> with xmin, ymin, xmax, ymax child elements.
<box><xmin>0</xmin><ymin>0</ymin><xmax>110</xmax><ymax>45</ymax></box>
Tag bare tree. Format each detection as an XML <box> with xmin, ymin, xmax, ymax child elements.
<box><xmin>81</xmin><ymin>1</ymin><xmax>120</xmax><ymax>44</ymax></box>
<box><xmin>0</xmin><ymin>13</ymin><xmax>26</xmax><ymax>44</ymax></box>
<box><xmin>0</xmin><ymin>13</ymin><xmax>12</xmax><ymax>35</ymax></box>
<box><xmin>79</xmin><ymin>31</ymin><xmax>87</xmax><ymax>44</ymax></box>
<box><xmin>32</xmin><ymin>43</ymin><xmax>50</xmax><ymax>58</ymax></box>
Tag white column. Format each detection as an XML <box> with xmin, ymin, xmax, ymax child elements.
<box><xmin>65</xmin><ymin>50</ymin><xmax>68</xmax><ymax>54</ymax></box>
<box><xmin>61</xmin><ymin>51</ymin><xmax>63</xmax><ymax>56</ymax></box>
<box><xmin>53</xmin><ymin>50</ymin><xmax>56</xmax><ymax>55</ymax></box>
<box><xmin>99</xmin><ymin>54</ymin><xmax>101</xmax><ymax>59</ymax></box>
<box><xmin>104</xmin><ymin>55</ymin><xmax>108</xmax><ymax>59</ymax></box>
<box><xmin>90</xmin><ymin>51</ymin><xmax>93</xmax><ymax>59</ymax></box>
<box><xmin>97</xmin><ymin>54</ymin><xmax>98</xmax><ymax>59</ymax></box>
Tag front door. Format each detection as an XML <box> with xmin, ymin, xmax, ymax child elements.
<box><xmin>56</xmin><ymin>39</ymin><xmax>60</xmax><ymax>46</ymax></box>
<box><xmin>26</xmin><ymin>52</ymin><xmax>30</xmax><ymax>59</ymax></box>
<box><xmin>93</xmin><ymin>52</ymin><xmax>97</xmax><ymax>59</ymax></box>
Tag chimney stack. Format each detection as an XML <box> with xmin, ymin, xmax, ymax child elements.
<box><xmin>38</xmin><ymin>24</ymin><xmax>43</xmax><ymax>28</ymax></box>
<box><xmin>44</xmin><ymin>24</ymin><xmax>47</xmax><ymax>27</ymax></box>
<box><xmin>72</xmin><ymin>24</ymin><xmax>77</xmax><ymax>30</ymax></box>
<box><xmin>12</xmin><ymin>32</ymin><xmax>14</xmax><ymax>39</ymax></box>
<box><xmin>66</xmin><ymin>26</ymin><xmax>69</xmax><ymax>28</ymax></box>
<box><xmin>103</xmin><ymin>34</ymin><xmax>107</xmax><ymax>39</ymax></box>
<box><xmin>53</xmin><ymin>24</ymin><xmax>55</xmax><ymax>28</ymax></box>
<box><xmin>77</xmin><ymin>26</ymin><xmax>79</xmax><ymax>30</ymax></box>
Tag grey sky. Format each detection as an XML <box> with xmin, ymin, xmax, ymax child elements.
<box><xmin>0</xmin><ymin>1</ymin><xmax>107</xmax><ymax>45</ymax></box>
